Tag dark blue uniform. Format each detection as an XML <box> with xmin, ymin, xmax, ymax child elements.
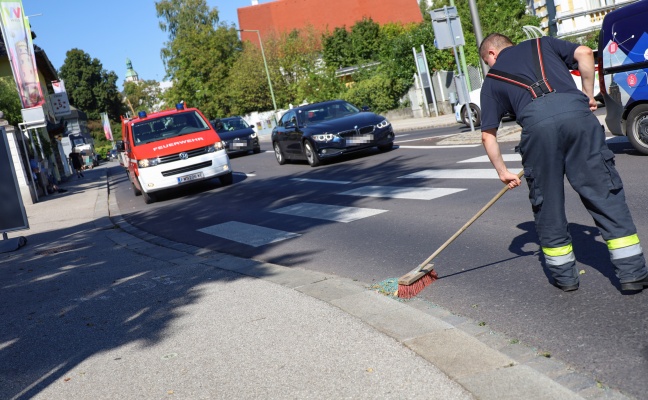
<box><xmin>480</xmin><ymin>37</ymin><xmax>647</xmax><ymax>289</ymax></box>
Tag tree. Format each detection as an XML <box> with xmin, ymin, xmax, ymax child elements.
<box><xmin>0</xmin><ymin>76</ymin><xmax>22</xmax><ymax>125</ymax></box>
<box><xmin>322</xmin><ymin>27</ymin><xmax>352</xmax><ymax>69</ymax></box>
<box><xmin>156</xmin><ymin>0</ymin><xmax>241</xmax><ymax>117</ymax></box>
<box><xmin>58</xmin><ymin>48</ymin><xmax>125</xmax><ymax>120</ymax></box>
<box><xmin>224</xmin><ymin>42</ymin><xmax>274</xmax><ymax>116</ymax></box>
<box><xmin>123</xmin><ymin>80</ymin><xmax>164</xmax><ymax>114</ymax></box>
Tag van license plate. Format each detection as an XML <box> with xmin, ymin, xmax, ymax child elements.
<box><xmin>177</xmin><ymin>172</ymin><xmax>204</xmax><ymax>183</ymax></box>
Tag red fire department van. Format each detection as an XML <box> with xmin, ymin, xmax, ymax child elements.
<box><xmin>117</xmin><ymin>103</ymin><xmax>233</xmax><ymax>204</ymax></box>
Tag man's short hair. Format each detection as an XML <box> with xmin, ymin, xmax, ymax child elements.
<box><xmin>479</xmin><ymin>33</ymin><xmax>514</xmax><ymax>59</ymax></box>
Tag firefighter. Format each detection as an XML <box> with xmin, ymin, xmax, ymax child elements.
<box><xmin>478</xmin><ymin>33</ymin><xmax>648</xmax><ymax>293</ymax></box>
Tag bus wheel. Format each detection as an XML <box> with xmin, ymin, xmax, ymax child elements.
<box><xmin>627</xmin><ymin>105</ymin><xmax>648</xmax><ymax>155</ymax></box>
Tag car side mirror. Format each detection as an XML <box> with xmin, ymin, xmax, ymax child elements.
<box><xmin>116</xmin><ymin>140</ymin><xmax>124</xmax><ymax>151</ymax></box>
<box><xmin>361</xmin><ymin>105</ymin><xmax>371</xmax><ymax>112</ymax></box>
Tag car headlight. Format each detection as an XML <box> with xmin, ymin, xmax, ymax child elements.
<box><xmin>376</xmin><ymin>119</ymin><xmax>391</xmax><ymax>129</ymax></box>
<box><xmin>312</xmin><ymin>133</ymin><xmax>336</xmax><ymax>142</ymax></box>
<box><xmin>207</xmin><ymin>142</ymin><xmax>225</xmax><ymax>152</ymax></box>
<box><xmin>249</xmin><ymin>131</ymin><xmax>258</xmax><ymax>139</ymax></box>
<box><xmin>138</xmin><ymin>158</ymin><xmax>160</xmax><ymax>168</ymax></box>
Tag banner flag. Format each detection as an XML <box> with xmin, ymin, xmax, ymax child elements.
<box><xmin>52</xmin><ymin>79</ymin><xmax>66</xmax><ymax>93</ymax></box>
<box><xmin>101</xmin><ymin>112</ymin><xmax>113</xmax><ymax>141</ymax></box>
<box><xmin>0</xmin><ymin>2</ymin><xmax>44</xmax><ymax>108</ymax></box>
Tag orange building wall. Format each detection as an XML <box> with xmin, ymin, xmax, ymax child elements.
<box><xmin>237</xmin><ymin>0</ymin><xmax>424</xmax><ymax>44</ymax></box>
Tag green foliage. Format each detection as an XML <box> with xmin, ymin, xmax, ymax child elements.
<box><xmin>0</xmin><ymin>76</ymin><xmax>22</xmax><ymax>125</ymax></box>
<box><xmin>58</xmin><ymin>49</ymin><xmax>125</xmax><ymax>120</ymax></box>
<box><xmin>342</xmin><ymin>71</ymin><xmax>407</xmax><ymax>113</ymax></box>
<box><xmin>124</xmin><ymin>80</ymin><xmax>164</xmax><ymax>113</ymax></box>
<box><xmin>156</xmin><ymin>0</ymin><xmax>241</xmax><ymax>117</ymax></box>
<box><xmin>322</xmin><ymin>27</ymin><xmax>352</xmax><ymax>70</ymax></box>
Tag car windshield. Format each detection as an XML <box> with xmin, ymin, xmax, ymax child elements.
<box><xmin>132</xmin><ymin>111</ymin><xmax>210</xmax><ymax>146</ymax></box>
<box><xmin>214</xmin><ymin>117</ymin><xmax>250</xmax><ymax>133</ymax></box>
<box><xmin>297</xmin><ymin>101</ymin><xmax>360</xmax><ymax>125</ymax></box>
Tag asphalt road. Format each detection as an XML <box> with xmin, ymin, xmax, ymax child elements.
<box><xmin>110</xmin><ymin>122</ymin><xmax>648</xmax><ymax>399</ymax></box>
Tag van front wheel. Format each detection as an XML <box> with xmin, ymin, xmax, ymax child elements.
<box><xmin>627</xmin><ymin>105</ymin><xmax>648</xmax><ymax>155</ymax></box>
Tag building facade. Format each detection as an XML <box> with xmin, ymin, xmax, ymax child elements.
<box><xmin>237</xmin><ymin>0</ymin><xmax>424</xmax><ymax>43</ymax></box>
<box><xmin>529</xmin><ymin>0</ymin><xmax>639</xmax><ymax>39</ymax></box>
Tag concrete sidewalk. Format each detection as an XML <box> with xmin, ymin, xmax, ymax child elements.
<box><xmin>0</xmin><ymin>116</ymin><xmax>630</xmax><ymax>399</ymax></box>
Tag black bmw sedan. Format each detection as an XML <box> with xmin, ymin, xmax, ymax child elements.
<box><xmin>210</xmin><ymin>116</ymin><xmax>261</xmax><ymax>155</ymax></box>
<box><xmin>271</xmin><ymin>100</ymin><xmax>395</xmax><ymax>167</ymax></box>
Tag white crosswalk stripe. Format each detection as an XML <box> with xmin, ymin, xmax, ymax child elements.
<box><xmin>458</xmin><ymin>154</ymin><xmax>521</xmax><ymax>163</ymax></box>
<box><xmin>291</xmin><ymin>178</ymin><xmax>352</xmax><ymax>184</ymax></box>
<box><xmin>271</xmin><ymin>203</ymin><xmax>387</xmax><ymax>222</ymax></box>
<box><xmin>399</xmin><ymin>168</ymin><xmax>522</xmax><ymax>180</ymax></box>
<box><xmin>198</xmin><ymin>221</ymin><xmax>300</xmax><ymax>247</ymax></box>
<box><xmin>339</xmin><ymin>186</ymin><xmax>465</xmax><ymax>200</ymax></box>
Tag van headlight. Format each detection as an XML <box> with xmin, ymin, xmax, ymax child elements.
<box><xmin>138</xmin><ymin>158</ymin><xmax>160</xmax><ymax>168</ymax></box>
<box><xmin>376</xmin><ymin>119</ymin><xmax>390</xmax><ymax>129</ymax></box>
<box><xmin>207</xmin><ymin>142</ymin><xmax>225</xmax><ymax>152</ymax></box>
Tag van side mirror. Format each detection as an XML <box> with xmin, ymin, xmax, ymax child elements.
<box><xmin>116</xmin><ymin>140</ymin><xmax>124</xmax><ymax>151</ymax></box>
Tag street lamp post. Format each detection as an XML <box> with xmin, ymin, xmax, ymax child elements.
<box><xmin>238</xmin><ymin>29</ymin><xmax>277</xmax><ymax>113</ymax></box>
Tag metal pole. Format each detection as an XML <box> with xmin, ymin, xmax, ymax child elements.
<box><xmin>412</xmin><ymin>47</ymin><xmax>431</xmax><ymax>117</ymax></box>
<box><xmin>446</xmin><ymin>6</ymin><xmax>474</xmax><ymax>132</ymax></box>
<box><xmin>449</xmin><ymin>0</ymin><xmax>471</xmax><ymax>92</ymax></box>
<box><xmin>421</xmin><ymin>45</ymin><xmax>439</xmax><ymax>117</ymax></box>
<box><xmin>468</xmin><ymin>0</ymin><xmax>489</xmax><ymax>76</ymax></box>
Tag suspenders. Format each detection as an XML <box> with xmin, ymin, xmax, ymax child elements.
<box><xmin>487</xmin><ymin>38</ymin><xmax>555</xmax><ymax>99</ymax></box>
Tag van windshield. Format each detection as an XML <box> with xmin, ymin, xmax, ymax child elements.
<box><xmin>132</xmin><ymin>111</ymin><xmax>210</xmax><ymax>146</ymax></box>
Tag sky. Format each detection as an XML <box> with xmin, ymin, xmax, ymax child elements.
<box><xmin>21</xmin><ymin>0</ymin><xmax>273</xmax><ymax>88</ymax></box>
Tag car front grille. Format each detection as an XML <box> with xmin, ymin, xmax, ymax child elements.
<box><xmin>161</xmin><ymin>161</ymin><xmax>212</xmax><ymax>177</ymax></box>
<box><xmin>338</xmin><ymin>125</ymin><xmax>375</xmax><ymax>137</ymax></box>
<box><xmin>158</xmin><ymin>147</ymin><xmax>209</xmax><ymax>164</ymax></box>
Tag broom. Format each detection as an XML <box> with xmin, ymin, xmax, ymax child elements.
<box><xmin>397</xmin><ymin>170</ymin><xmax>525</xmax><ymax>299</ymax></box>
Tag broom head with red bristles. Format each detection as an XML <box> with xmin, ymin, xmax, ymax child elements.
<box><xmin>397</xmin><ymin>263</ymin><xmax>438</xmax><ymax>298</ymax></box>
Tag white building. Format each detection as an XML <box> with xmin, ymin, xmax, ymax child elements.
<box><xmin>528</xmin><ymin>0</ymin><xmax>639</xmax><ymax>39</ymax></box>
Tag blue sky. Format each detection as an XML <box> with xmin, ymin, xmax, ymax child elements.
<box><xmin>21</xmin><ymin>0</ymin><xmax>273</xmax><ymax>88</ymax></box>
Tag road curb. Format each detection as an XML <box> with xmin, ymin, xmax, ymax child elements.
<box><xmin>98</xmin><ymin>170</ymin><xmax>635</xmax><ymax>400</ymax></box>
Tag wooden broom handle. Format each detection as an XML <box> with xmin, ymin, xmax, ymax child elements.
<box><xmin>417</xmin><ymin>169</ymin><xmax>525</xmax><ymax>270</ymax></box>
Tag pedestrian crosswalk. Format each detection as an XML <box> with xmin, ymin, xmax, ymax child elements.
<box><xmin>198</xmin><ymin>152</ymin><xmax>522</xmax><ymax>247</ymax></box>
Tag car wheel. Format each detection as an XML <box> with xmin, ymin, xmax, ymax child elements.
<box><xmin>303</xmin><ymin>141</ymin><xmax>321</xmax><ymax>167</ymax></box>
<box><xmin>626</xmin><ymin>104</ymin><xmax>648</xmax><ymax>155</ymax></box>
<box><xmin>219</xmin><ymin>172</ymin><xmax>234</xmax><ymax>186</ymax></box>
<box><xmin>378</xmin><ymin>142</ymin><xmax>394</xmax><ymax>152</ymax></box>
<box><xmin>273</xmin><ymin>142</ymin><xmax>287</xmax><ymax>165</ymax></box>
<box><xmin>461</xmin><ymin>104</ymin><xmax>481</xmax><ymax>127</ymax></box>
<box><xmin>142</xmin><ymin>191</ymin><xmax>156</xmax><ymax>204</ymax></box>
<box><xmin>253</xmin><ymin>146</ymin><xmax>261</xmax><ymax>154</ymax></box>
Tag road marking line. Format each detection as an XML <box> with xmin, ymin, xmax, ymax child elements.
<box><xmin>458</xmin><ymin>154</ymin><xmax>521</xmax><ymax>163</ymax></box>
<box><xmin>399</xmin><ymin>168</ymin><xmax>522</xmax><ymax>180</ymax></box>
<box><xmin>198</xmin><ymin>221</ymin><xmax>300</xmax><ymax>247</ymax></box>
<box><xmin>339</xmin><ymin>186</ymin><xmax>466</xmax><ymax>200</ymax></box>
<box><xmin>272</xmin><ymin>202</ymin><xmax>387</xmax><ymax>223</ymax></box>
<box><xmin>291</xmin><ymin>178</ymin><xmax>352</xmax><ymax>184</ymax></box>
<box><xmin>397</xmin><ymin>145</ymin><xmax>480</xmax><ymax>149</ymax></box>
<box><xmin>395</xmin><ymin>136</ymin><xmax>452</xmax><ymax>143</ymax></box>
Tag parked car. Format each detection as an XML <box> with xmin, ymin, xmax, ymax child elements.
<box><xmin>271</xmin><ymin>100</ymin><xmax>395</xmax><ymax>167</ymax></box>
<box><xmin>210</xmin><ymin>116</ymin><xmax>261</xmax><ymax>155</ymax></box>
